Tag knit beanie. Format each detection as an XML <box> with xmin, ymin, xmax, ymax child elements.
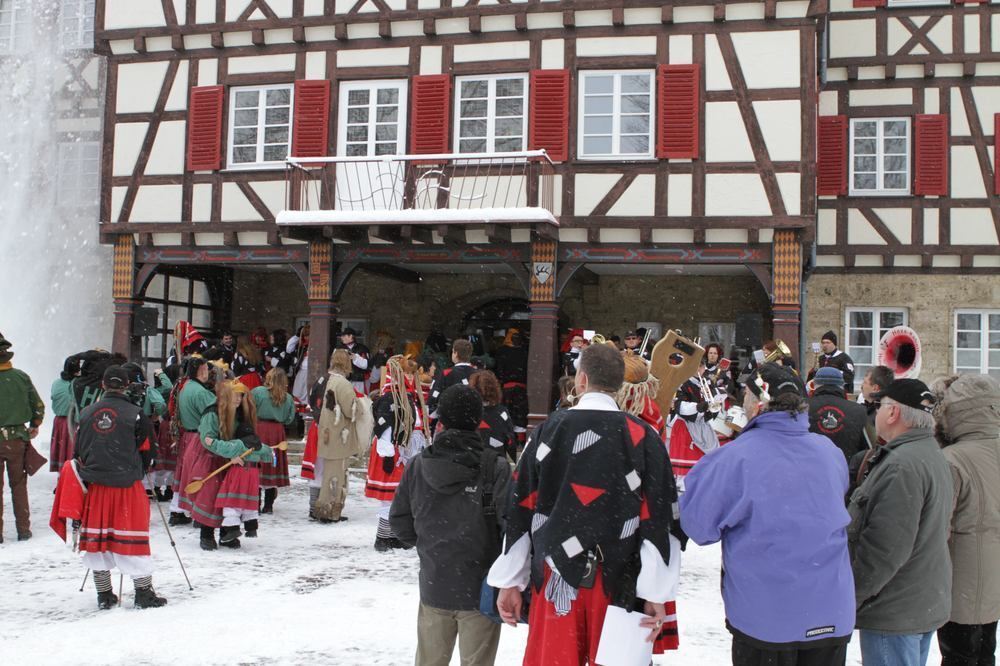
<box><xmin>0</xmin><ymin>331</ymin><xmax>12</xmax><ymax>363</ymax></box>
<box><xmin>438</xmin><ymin>384</ymin><xmax>484</xmax><ymax>432</ymax></box>
<box><xmin>821</xmin><ymin>330</ymin><xmax>838</xmax><ymax>346</ymax></box>
<box><xmin>814</xmin><ymin>367</ymin><xmax>844</xmax><ymax>387</ymax></box>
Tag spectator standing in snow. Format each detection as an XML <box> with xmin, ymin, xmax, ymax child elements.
<box><xmin>807</xmin><ymin>366</ymin><xmax>870</xmax><ymax>462</ymax></box>
<box><xmin>680</xmin><ymin>362</ymin><xmax>856</xmax><ymax>665</ymax></box>
<box><xmin>930</xmin><ymin>374</ymin><xmax>1000</xmax><ymax>665</ymax></box>
<box><xmin>848</xmin><ymin>378</ymin><xmax>953</xmax><ymax>666</ymax></box>
<box><xmin>390</xmin><ymin>384</ymin><xmax>510</xmax><ymax>666</ymax></box>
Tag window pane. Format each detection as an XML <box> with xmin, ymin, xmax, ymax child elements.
<box><xmin>346</xmin><ymin>144</ymin><xmax>368</xmax><ymax>157</ymax></box>
<box><xmin>375</xmin><ymin>125</ymin><xmax>397</xmax><ymax>141</ymax></box>
<box><xmin>883</xmin><ymin>173</ymin><xmax>907</xmax><ymax>190</ymax></box>
<box><xmin>854</xmin><ymin>122</ymin><xmax>877</xmax><ymax>137</ymax></box>
<box><xmin>346</xmin><ymin>126</ymin><xmax>368</xmax><ymax>142</ymax></box>
<box><xmin>854</xmin><ymin>156</ymin><xmax>877</xmax><ymax>172</ymax></box>
<box><xmin>495</xmin><ymin>98</ymin><xmax>523</xmax><ymax>117</ymax></box>
<box><xmin>234</xmin><ymin>109</ymin><xmax>257</xmax><ymax>125</ymax></box>
<box><xmin>853</xmin><ymin>173</ymin><xmax>877</xmax><ymax>190</ymax></box>
<box><xmin>376</xmin><ymin>88</ymin><xmax>398</xmax><ymax>105</ymax></box>
<box><xmin>621</xmin><ymin>75</ymin><xmax>650</xmax><ymax>93</ymax></box>
<box><xmin>234</xmin><ymin>91</ymin><xmax>259</xmax><ymax>108</ymax></box>
<box><xmin>459</xmin><ymin>138</ymin><xmax>487</xmax><ymax>153</ymax></box>
<box><xmin>584</xmin><ymin>116</ymin><xmax>613</xmax><ymax>135</ymax></box>
<box><xmin>850</xmin><ymin>311</ymin><xmax>873</xmax><ymax>329</ymax></box>
<box><xmin>851</xmin><ymin>348</ymin><xmax>873</xmax><ymax>365</ymax></box>
<box><xmin>495</xmin><ymin>118</ymin><xmax>522</xmax><ymax>137</ymax></box>
<box><xmin>621</xmin><ymin>95</ymin><xmax>650</xmax><ymax>114</ymax></box>
<box><xmin>957</xmin><ymin>313</ymin><xmax>981</xmax><ymax>330</ymax></box>
<box><xmin>263</xmin><ymin>145</ymin><xmax>288</xmax><ymax>161</ymax></box>
<box><xmin>880</xmin><ymin>311</ymin><xmax>905</xmax><ymax>328</ymax></box>
<box><xmin>584</xmin><ymin>95</ymin><xmax>613</xmax><ymax>115</ymax></box>
<box><xmin>233</xmin><ymin>127</ymin><xmax>257</xmax><ymax>144</ymax></box>
<box><xmin>989</xmin><ymin>332</ymin><xmax>1000</xmax><ymax>348</ymax></box>
<box><xmin>348</xmin><ymin>89</ymin><xmax>369</xmax><ymax>106</ymax></box>
<box><xmin>460</xmin><ymin>119</ymin><xmax>487</xmax><ymax>138</ymax></box>
<box><xmin>264</xmin><ymin>127</ymin><xmax>288</xmax><ymax>144</ymax></box>
<box><xmin>884</xmin><ymin>155</ymin><xmax>906</xmax><ymax>171</ymax></box>
<box><xmin>265</xmin><ymin>107</ymin><xmax>289</xmax><ymax>124</ymax></box>
<box><xmin>460</xmin><ymin>80</ymin><xmax>488</xmax><ymax>98</ymax></box>
<box><xmin>621</xmin><ymin>115</ymin><xmax>649</xmax><ymax>135</ymax></box>
<box><xmin>192</xmin><ymin>281</ymin><xmax>210</xmax><ymax>305</ymax></box>
<box><xmin>375</xmin><ymin>106</ymin><xmax>398</xmax><ymax>123</ymax></box>
<box><xmin>583</xmin><ymin>136</ymin><xmax>613</xmax><ymax>155</ymax></box>
<box><xmin>884</xmin><ymin>138</ymin><xmax>907</xmax><ymax>154</ymax></box>
<box><xmin>620</xmin><ymin>135</ymin><xmax>649</xmax><ymax>154</ymax></box>
<box><xmin>989</xmin><ymin>314</ymin><xmax>1000</xmax><ymax>331</ymax></box>
<box><xmin>957</xmin><ymin>350</ymin><xmax>981</xmax><ymax>368</ymax></box>
<box><xmin>990</xmin><ymin>351</ymin><xmax>1000</xmax><ymax>368</ymax></box>
<box><xmin>191</xmin><ymin>309</ymin><xmax>212</xmax><ymax>329</ymax></box>
<box><xmin>374</xmin><ymin>142</ymin><xmax>397</xmax><ymax>156</ymax></box>
<box><xmin>495</xmin><ymin>138</ymin><xmax>523</xmax><ymax>152</ymax></box>
<box><xmin>146</xmin><ymin>275</ymin><xmax>164</xmax><ymax>299</ymax></box>
<box><xmin>233</xmin><ymin>146</ymin><xmax>257</xmax><ymax>163</ymax></box>
<box><xmin>854</xmin><ymin>139</ymin><xmax>877</xmax><ymax>155</ymax></box>
<box><xmin>347</xmin><ymin>107</ymin><xmax>368</xmax><ymax>123</ymax></box>
<box><xmin>584</xmin><ymin>76</ymin><xmax>613</xmax><ymax>94</ymax></box>
<box><xmin>496</xmin><ymin>78</ymin><xmax>523</xmax><ymax>97</ymax></box>
<box><xmin>460</xmin><ymin>100</ymin><xmax>488</xmax><ymax>118</ymax></box>
<box><xmin>883</xmin><ymin>120</ymin><xmax>907</xmax><ymax>137</ymax></box>
<box><xmin>957</xmin><ymin>331</ymin><xmax>981</xmax><ymax>349</ymax></box>
<box><xmin>850</xmin><ymin>329</ymin><xmax>873</xmax><ymax>348</ymax></box>
<box><xmin>266</xmin><ymin>88</ymin><xmax>290</xmax><ymax>106</ymax></box>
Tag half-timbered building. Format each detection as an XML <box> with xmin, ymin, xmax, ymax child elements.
<box><xmin>86</xmin><ymin>0</ymin><xmax>998</xmax><ymax>424</ymax></box>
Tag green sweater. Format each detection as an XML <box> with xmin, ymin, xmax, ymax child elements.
<box><xmin>143</xmin><ymin>386</ymin><xmax>168</xmax><ymax>418</ymax></box>
<box><xmin>0</xmin><ymin>364</ymin><xmax>45</xmax><ymax>441</ymax></box>
<box><xmin>197</xmin><ymin>412</ymin><xmax>273</xmax><ymax>463</ymax></box>
<box><xmin>250</xmin><ymin>387</ymin><xmax>296</xmax><ymax>425</ymax></box>
<box><xmin>154</xmin><ymin>373</ymin><xmax>173</xmax><ymax>401</ymax></box>
<box><xmin>50</xmin><ymin>378</ymin><xmax>73</xmax><ymax>418</ymax></box>
<box><xmin>178</xmin><ymin>380</ymin><xmax>216</xmax><ymax>431</ymax></box>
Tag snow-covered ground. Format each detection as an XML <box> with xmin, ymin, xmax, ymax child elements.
<box><xmin>1</xmin><ymin>451</ymin><xmax>937</xmax><ymax>665</ymax></box>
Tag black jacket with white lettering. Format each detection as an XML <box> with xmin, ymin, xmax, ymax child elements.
<box><xmin>75</xmin><ymin>393</ymin><xmax>156</xmax><ymax>487</ymax></box>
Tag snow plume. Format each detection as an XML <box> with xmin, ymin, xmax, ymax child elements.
<box><xmin>0</xmin><ymin>0</ymin><xmax>112</xmax><ymax>413</ymax></box>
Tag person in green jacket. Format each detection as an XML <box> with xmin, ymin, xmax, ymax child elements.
<box><xmin>149</xmin><ymin>366</ymin><xmax>176</xmax><ymax>502</ymax></box>
<box><xmin>49</xmin><ymin>357</ymin><xmax>76</xmax><ymax>472</ymax></box>
<box><xmin>251</xmin><ymin>368</ymin><xmax>296</xmax><ymax>513</ymax></box>
<box><xmin>0</xmin><ymin>332</ymin><xmax>44</xmax><ymax>543</ymax></box>
<box><xmin>171</xmin><ymin>358</ymin><xmax>216</xmax><ymax>525</ymax></box>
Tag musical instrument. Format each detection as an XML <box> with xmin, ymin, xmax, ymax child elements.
<box><xmin>638</xmin><ymin>329</ymin><xmax>653</xmax><ymax>357</ymax></box>
<box><xmin>649</xmin><ymin>330</ymin><xmax>705</xmax><ymax>418</ymax></box>
<box><xmin>725</xmin><ymin>406</ymin><xmax>748</xmax><ymax>432</ymax></box>
<box><xmin>763</xmin><ymin>339</ymin><xmax>792</xmax><ymax>365</ymax></box>
<box><xmin>877</xmin><ymin>326</ymin><xmax>922</xmax><ymax>379</ymax></box>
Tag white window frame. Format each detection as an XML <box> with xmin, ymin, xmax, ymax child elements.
<box><xmin>578</xmin><ymin>69</ymin><xmax>655</xmax><ymax>161</ymax></box>
<box><xmin>226</xmin><ymin>84</ymin><xmax>294</xmax><ymax>170</ymax></box>
<box><xmin>337</xmin><ymin>79</ymin><xmax>408</xmax><ymax>157</ymax></box>
<box><xmin>453</xmin><ymin>73</ymin><xmax>528</xmax><ymax>155</ymax></box>
<box><xmin>887</xmin><ymin>0</ymin><xmax>950</xmax><ymax>6</ymax></box>
<box><xmin>57</xmin><ymin>140</ymin><xmax>100</xmax><ymax>209</ymax></box>
<box><xmin>60</xmin><ymin>0</ymin><xmax>95</xmax><ymax>51</ymax></box>
<box><xmin>0</xmin><ymin>0</ymin><xmax>30</xmax><ymax>54</ymax></box>
<box><xmin>953</xmin><ymin>309</ymin><xmax>1000</xmax><ymax>376</ymax></box>
<box><xmin>849</xmin><ymin>117</ymin><xmax>911</xmax><ymax>196</ymax></box>
<box><xmin>844</xmin><ymin>307</ymin><xmax>909</xmax><ymax>377</ymax></box>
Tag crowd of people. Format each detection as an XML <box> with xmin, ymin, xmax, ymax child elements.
<box><xmin>0</xmin><ymin>322</ymin><xmax>997</xmax><ymax>666</ymax></box>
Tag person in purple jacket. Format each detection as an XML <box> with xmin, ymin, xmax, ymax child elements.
<box><xmin>680</xmin><ymin>363</ymin><xmax>855</xmax><ymax>666</ymax></box>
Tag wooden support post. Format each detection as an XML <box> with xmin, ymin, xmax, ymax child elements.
<box><xmin>111</xmin><ymin>236</ymin><xmax>137</xmax><ymax>357</ymax></box>
<box><xmin>307</xmin><ymin>240</ymin><xmax>338</xmax><ymax>387</ymax></box>
<box><xmin>771</xmin><ymin>230</ymin><xmax>802</xmax><ymax>365</ymax></box>
<box><xmin>526</xmin><ymin>240</ymin><xmax>558</xmax><ymax>431</ymax></box>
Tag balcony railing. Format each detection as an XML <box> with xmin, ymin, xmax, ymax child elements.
<box><xmin>277</xmin><ymin>150</ymin><xmax>557</xmax><ymax>229</ymax></box>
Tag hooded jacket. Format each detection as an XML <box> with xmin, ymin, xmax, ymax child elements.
<box><xmin>937</xmin><ymin>375</ymin><xmax>1000</xmax><ymax>626</ymax></box>
<box><xmin>389</xmin><ymin>428</ymin><xmax>511</xmax><ymax>611</ymax></box>
<box><xmin>680</xmin><ymin>410</ymin><xmax>855</xmax><ymax>647</ymax></box>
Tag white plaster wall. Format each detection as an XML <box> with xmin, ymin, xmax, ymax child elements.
<box><xmin>239</xmin><ymin>232</ymin><xmax>272</xmax><ymax>246</ymax></box>
<box><xmin>925</xmin><ymin>88</ymin><xmax>939</xmax><ymax>115</ymax></box>
<box><xmin>673</xmin><ymin>6</ymin><xmax>714</xmax><ymax>23</ymax></box>
<box><xmin>951</xmin><ymin>147</ymin><xmax>987</xmax><ymax>199</ymax></box>
<box><xmin>305</xmin><ymin>52</ymin><xmax>326</xmax><ymax>80</ymax></box>
<box><xmin>347</xmin><ymin>24</ymin><xmax>380</xmax><ymax>39</ymax></box>
<box><xmin>847</xmin><ymin>208</ymin><xmax>887</xmax><ymax>245</ymax></box>
<box><xmin>577</xmin><ymin>37</ymin><xmax>657</xmax><ymax>58</ymax></box>
<box><xmin>776</xmin><ymin>173</ymin><xmax>801</xmax><ymax>216</ymax></box>
<box><xmin>252</xmin><ymin>181</ymin><xmax>286</xmax><ymax>217</ymax></box>
<box><xmin>849</xmin><ymin>88</ymin><xmax>913</xmax><ymax>106</ymax></box>
<box><xmin>270</xmin><ymin>0</ymin><xmax>294</xmax><ymax>16</ymax></box>
<box><xmin>705</xmin><ymin>229</ymin><xmax>749</xmax><ymax>243</ymax></box>
<box><xmin>925</xmin><ymin>208</ymin><xmax>940</xmax><ymax>245</ymax></box>
<box><xmin>264</xmin><ymin>29</ymin><xmax>296</xmax><ymax>44</ymax></box>
<box><xmin>113</xmin><ymin>123</ymin><xmax>147</xmax><ymax>177</ymax></box>
<box><xmin>131</xmin><ymin>185</ymin><xmax>182</xmax><ymax>222</ymax></box>
<box><xmin>818</xmin><ymin>209</ymin><xmax>837</xmax><ymax>245</ymax></box>
<box><xmin>145</xmin><ymin>37</ymin><xmax>174</xmax><ymax>53</ymax></box>
<box><xmin>192</xmin><ymin>184</ymin><xmax>213</xmax><ymax>223</ymax></box>
<box><xmin>305</xmin><ymin>26</ymin><xmax>337</xmax><ymax>41</ymax></box>
<box><xmin>227</xmin><ymin>0</ymin><xmax>253</xmax><ymax>21</ymax></box>
<box><xmin>117</xmin><ymin>62</ymin><xmax>169</xmax><ymax>114</ymax></box>
<box><xmin>145</xmin><ymin>121</ymin><xmax>186</xmax><ymax>175</ymax></box>
<box><xmin>666</xmin><ymin>174</ymin><xmax>692</xmax><ymax>217</ymax></box>
<box><xmin>481</xmin><ymin>16</ymin><xmax>516</xmax><ymax>32</ymax></box>
<box><xmin>777</xmin><ymin>1</ymin><xmax>810</xmax><ymax>19</ymax></box>
<box><xmin>951</xmin><ymin>209</ymin><xmax>999</xmax><ymax>245</ymax></box>
<box><xmin>933</xmin><ymin>255</ymin><xmax>961</xmax><ymax>268</ymax></box>
<box><xmin>196</xmin><ymin>0</ymin><xmax>216</xmax><ymax>23</ymax></box>
<box><xmin>198</xmin><ymin>59</ymin><xmax>219</xmax><ymax>86</ymax></box>
<box><xmin>830</xmin><ymin>19</ymin><xmax>877</xmax><ymax>59</ymax></box>
<box><xmin>727</xmin><ymin>4</ymin><xmax>764</xmax><ymax>21</ymax></box>
<box><xmin>541</xmin><ymin>40</ymin><xmax>564</xmax><ymax>69</ymax></box>
<box><xmin>164</xmin><ymin>61</ymin><xmax>189</xmax><ymax>111</ymax></box>
<box><xmin>893</xmin><ymin>255</ymin><xmax>922</xmax><ymax>268</ymax></box>
<box><xmin>652</xmin><ymin>229</ymin><xmax>695</xmax><ymax>243</ymax></box>
<box><xmin>874</xmin><ymin>208</ymin><xmax>911</xmax><ymax>244</ymax></box>
<box><xmin>559</xmin><ymin>228</ymin><xmax>588</xmax><ymax>243</ymax></box>
<box><xmin>705</xmin><ymin>175</ymin><xmax>769</xmax><ymax>216</ymax></box>
<box><xmin>971</xmin><ymin>87</ymin><xmax>1000</xmax><ymax>134</ymax></box>
<box><xmin>228</xmin><ymin>54</ymin><xmax>297</xmax><ymax>74</ymax></box>
<box><xmin>965</xmin><ymin>15</ymin><xmax>980</xmax><ymax>54</ymax></box>
<box><xmin>607</xmin><ymin>175</ymin><xmax>655</xmax><ymax>216</ymax></box>
<box><xmin>338</xmin><ymin>48</ymin><xmax>410</xmax><ymax>67</ymax></box>
<box><xmin>704</xmin><ymin>35</ymin><xmax>730</xmax><ymax>90</ymax></box>
<box><xmin>574</xmin><ymin>174</ymin><xmax>618</xmax><ymax>216</ymax></box>
<box><xmin>454</xmin><ymin>41</ymin><xmax>530</xmax><ymax>62</ymax></box>
<box><xmin>816</xmin><ymin>256</ymin><xmax>845</xmax><ymax>268</ymax></box>
<box><xmin>951</xmin><ymin>88</ymin><xmax>971</xmax><ymax>136</ymax></box>
<box><xmin>436</xmin><ymin>18</ymin><xmax>470</xmax><ymax>35</ymax></box>
<box><xmin>195</xmin><ymin>233</ymin><xmax>226</xmax><ymax>246</ymax></box>
<box><xmin>575</xmin><ymin>10</ymin><xmax>613</xmax><ymax>27</ymax></box>
<box><xmin>705</xmin><ymin>103</ymin><xmax>753</xmax><ymax>162</ymax></box>
<box><xmin>152</xmin><ymin>233</ymin><xmax>183</xmax><ymax>245</ymax></box>
<box><xmin>111</xmin><ymin>187</ymin><xmax>127</xmax><ymax>222</ymax></box>
<box><xmin>973</xmin><ymin>256</ymin><xmax>1000</xmax><ymax>268</ymax></box>
<box><xmin>104</xmin><ymin>0</ymin><xmax>167</xmax><ymax>30</ymax></box>
<box><xmin>731</xmin><ymin>31</ymin><xmax>800</xmax><ymax>89</ymax></box>
<box><xmin>224</xmin><ymin>32</ymin><xmax>254</xmax><ymax>47</ymax></box>
<box><xmin>527</xmin><ymin>14</ymin><xmax>563</xmax><ymax>30</ymax></box>
<box><xmin>927</xmin><ymin>16</ymin><xmax>953</xmax><ymax>54</ymax></box>
<box><xmin>420</xmin><ymin>46</ymin><xmax>443</xmax><ymax>75</ymax></box>
<box><xmin>819</xmin><ymin>91</ymin><xmax>838</xmax><ymax>117</ymax></box>
<box><xmin>391</xmin><ymin>21</ymin><xmax>425</xmax><ymax>37</ymax></box>
<box><xmin>753</xmin><ymin>100</ymin><xmax>801</xmax><ymax>162</ymax></box>
<box><xmin>222</xmin><ymin>183</ymin><xmax>265</xmax><ymax>221</ymax></box>
<box><xmin>624</xmin><ymin>8</ymin><xmax>660</xmax><ymax>25</ymax></box>
<box><xmin>599</xmin><ymin>229</ymin><xmax>641</xmax><ymax>243</ymax></box>
<box><xmin>854</xmin><ymin>255</ymin><xmax>883</xmax><ymax>267</ymax></box>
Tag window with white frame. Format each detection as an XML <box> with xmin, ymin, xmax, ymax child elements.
<box><xmin>845</xmin><ymin>308</ymin><xmax>908</xmax><ymax>379</ymax></box>
<box><xmin>228</xmin><ymin>85</ymin><xmax>293</xmax><ymax>168</ymax></box>
<box><xmin>60</xmin><ymin>0</ymin><xmax>95</xmax><ymax>50</ymax></box>
<box><xmin>850</xmin><ymin>118</ymin><xmax>910</xmax><ymax>195</ymax></box>
<box><xmin>454</xmin><ymin>75</ymin><xmax>527</xmax><ymax>154</ymax></box>
<box><xmin>579</xmin><ymin>70</ymin><xmax>654</xmax><ymax>160</ymax></box>
<box><xmin>0</xmin><ymin>0</ymin><xmax>31</xmax><ymax>53</ymax></box>
<box><xmin>57</xmin><ymin>140</ymin><xmax>100</xmax><ymax>208</ymax></box>
<box><xmin>338</xmin><ymin>80</ymin><xmax>407</xmax><ymax>157</ymax></box>
<box><xmin>954</xmin><ymin>310</ymin><xmax>1000</xmax><ymax>377</ymax></box>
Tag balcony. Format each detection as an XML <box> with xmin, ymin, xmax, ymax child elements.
<box><xmin>277</xmin><ymin>150</ymin><xmax>559</xmax><ymax>242</ymax></box>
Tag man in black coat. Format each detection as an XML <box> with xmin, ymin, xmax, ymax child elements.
<box><xmin>390</xmin><ymin>384</ymin><xmax>511</xmax><ymax>666</ymax></box>
<box><xmin>808</xmin><ymin>367</ymin><xmax>869</xmax><ymax>463</ymax></box>
<box><xmin>808</xmin><ymin>330</ymin><xmax>856</xmax><ymax>395</ymax></box>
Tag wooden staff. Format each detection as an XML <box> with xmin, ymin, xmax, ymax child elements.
<box><xmin>184</xmin><ymin>441</ymin><xmax>288</xmax><ymax>494</ymax></box>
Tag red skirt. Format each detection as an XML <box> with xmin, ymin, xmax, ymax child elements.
<box><xmin>49</xmin><ymin>416</ymin><xmax>73</xmax><ymax>472</ymax></box>
<box><xmin>364</xmin><ymin>438</ymin><xmax>403</xmax><ymax>501</ymax></box>
<box><xmin>216</xmin><ymin>464</ymin><xmax>260</xmax><ymax>512</ymax></box>
<box><xmin>154</xmin><ymin>418</ymin><xmax>176</xmax><ymax>472</ymax></box>
<box><xmin>172</xmin><ymin>430</ymin><xmax>200</xmax><ymax>491</ymax></box>
<box><xmin>78</xmin><ymin>481</ymin><xmax>151</xmax><ymax>557</ymax></box>
<box><xmin>177</xmin><ymin>444</ymin><xmax>227</xmax><ymax>528</ymax></box>
<box><xmin>301</xmin><ymin>421</ymin><xmax>318</xmax><ymax>480</ymax></box>
<box><xmin>257</xmin><ymin>420</ymin><xmax>289</xmax><ymax>488</ymax></box>
<box><xmin>652</xmin><ymin>600</ymin><xmax>680</xmax><ymax>653</ymax></box>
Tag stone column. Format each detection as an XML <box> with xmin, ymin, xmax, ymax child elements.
<box><xmin>111</xmin><ymin>236</ymin><xmax>137</xmax><ymax>357</ymax></box>
<box><xmin>526</xmin><ymin>240</ymin><xmax>558</xmax><ymax>430</ymax></box>
<box><xmin>772</xmin><ymin>229</ymin><xmax>802</xmax><ymax>365</ymax></box>
<box><xmin>307</xmin><ymin>240</ymin><xmax>337</xmax><ymax>387</ymax></box>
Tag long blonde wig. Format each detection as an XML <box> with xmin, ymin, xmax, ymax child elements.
<box><xmin>216</xmin><ymin>380</ymin><xmax>258</xmax><ymax>440</ymax></box>
<box><xmin>264</xmin><ymin>367</ymin><xmax>288</xmax><ymax>407</ymax></box>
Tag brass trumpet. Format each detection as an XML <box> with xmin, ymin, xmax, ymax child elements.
<box><xmin>763</xmin><ymin>339</ymin><xmax>792</xmax><ymax>364</ymax></box>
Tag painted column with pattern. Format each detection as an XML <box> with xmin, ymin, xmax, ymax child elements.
<box><xmin>527</xmin><ymin>239</ymin><xmax>558</xmax><ymax>429</ymax></box>
<box><xmin>772</xmin><ymin>230</ymin><xmax>802</xmax><ymax>365</ymax></box>
<box><xmin>111</xmin><ymin>235</ymin><xmax>139</xmax><ymax>358</ymax></box>
<box><xmin>307</xmin><ymin>240</ymin><xmax>338</xmax><ymax>388</ymax></box>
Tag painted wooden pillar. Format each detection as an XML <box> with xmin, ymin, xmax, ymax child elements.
<box><xmin>111</xmin><ymin>235</ymin><xmax>139</xmax><ymax>358</ymax></box>
<box><xmin>307</xmin><ymin>240</ymin><xmax>337</xmax><ymax>387</ymax></box>
<box><xmin>772</xmin><ymin>229</ymin><xmax>802</xmax><ymax>366</ymax></box>
<box><xmin>526</xmin><ymin>240</ymin><xmax>558</xmax><ymax>430</ymax></box>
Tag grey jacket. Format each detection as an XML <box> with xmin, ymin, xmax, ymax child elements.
<box><xmin>937</xmin><ymin>375</ymin><xmax>1000</xmax><ymax>625</ymax></box>
<box><xmin>848</xmin><ymin>427</ymin><xmax>953</xmax><ymax>633</ymax></box>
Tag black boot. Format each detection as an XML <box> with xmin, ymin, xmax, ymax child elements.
<box><xmin>17</xmin><ymin>530</ymin><xmax>31</xmax><ymax>541</ymax></box>
<box><xmin>134</xmin><ymin>586</ymin><xmax>168</xmax><ymax>609</ymax></box>
<box><xmin>389</xmin><ymin>537</ymin><xmax>412</xmax><ymax>550</ymax></box>
<box><xmin>97</xmin><ymin>591</ymin><xmax>118</xmax><ymax>610</ymax></box>
<box><xmin>219</xmin><ymin>525</ymin><xmax>242</xmax><ymax>548</ymax></box>
<box><xmin>199</xmin><ymin>526</ymin><xmax>218</xmax><ymax>551</ymax></box>
<box><xmin>162</xmin><ymin>487</ymin><xmax>174</xmax><ymax>502</ymax></box>
<box><xmin>261</xmin><ymin>488</ymin><xmax>277</xmax><ymax>514</ymax></box>
<box><xmin>169</xmin><ymin>512</ymin><xmax>192</xmax><ymax>526</ymax></box>
<box><xmin>153</xmin><ymin>487</ymin><xmax>165</xmax><ymax>502</ymax></box>
<box><xmin>243</xmin><ymin>519</ymin><xmax>258</xmax><ymax>538</ymax></box>
<box><xmin>374</xmin><ymin>537</ymin><xmax>393</xmax><ymax>552</ymax></box>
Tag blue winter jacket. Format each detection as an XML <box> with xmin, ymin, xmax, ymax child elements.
<box><xmin>680</xmin><ymin>410</ymin><xmax>856</xmax><ymax>646</ymax></box>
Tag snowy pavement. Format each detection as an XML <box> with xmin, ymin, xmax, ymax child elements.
<box><xmin>1</xmin><ymin>454</ymin><xmax>934</xmax><ymax>665</ymax></box>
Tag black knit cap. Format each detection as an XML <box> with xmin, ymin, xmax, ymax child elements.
<box><xmin>103</xmin><ymin>365</ymin><xmax>130</xmax><ymax>390</ymax></box>
<box><xmin>438</xmin><ymin>384</ymin><xmax>484</xmax><ymax>432</ymax></box>
<box><xmin>0</xmin><ymin>331</ymin><xmax>11</xmax><ymax>363</ymax></box>
<box><xmin>821</xmin><ymin>330</ymin><xmax>838</xmax><ymax>346</ymax></box>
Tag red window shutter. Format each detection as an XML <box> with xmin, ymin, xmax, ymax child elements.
<box><xmin>994</xmin><ymin>114</ymin><xmax>999</xmax><ymax>195</ymax></box>
<box><xmin>409</xmin><ymin>74</ymin><xmax>451</xmax><ymax>155</ymax></box>
<box><xmin>817</xmin><ymin>115</ymin><xmax>848</xmax><ymax>196</ymax></box>
<box><xmin>292</xmin><ymin>80</ymin><xmax>331</xmax><ymax>158</ymax></box>
<box><xmin>529</xmin><ymin>69</ymin><xmax>570</xmax><ymax>162</ymax></box>
<box><xmin>914</xmin><ymin>114</ymin><xmax>949</xmax><ymax>196</ymax></box>
<box><xmin>186</xmin><ymin>85</ymin><xmax>224</xmax><ymax>171</ymax></box>
<box><xmin>656</xmin><ymin>64</ymin><xmax>700</xmax><ymax>160</ymax></box>
<box><xmin>853</xmin><ymin>0</ymin><xmax>886</xmax><ymax>7</ymax></box>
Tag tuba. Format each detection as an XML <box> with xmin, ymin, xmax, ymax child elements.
<box><xmin>763</xmin><ymin>339</ymin><xmax>792</xmax><ymax>365</ymax></box>
<box><xmin>877</xmin><ymin>326</ymin><xmax>922</xmax><ymax>379</ymax></box>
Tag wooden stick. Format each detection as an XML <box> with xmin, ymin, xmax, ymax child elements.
<box><xmin>184</xmin><ymin>448</ymin><xmax>254</xmax><ymax>495</ymax></box>
<box><xmin>271</xmin><ymin>440</ymin><xmax>288</xmax><ymax>451</ymax></box>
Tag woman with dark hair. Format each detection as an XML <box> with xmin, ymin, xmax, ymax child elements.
<box><xmin>48</xmin><ymin>357</ymin><xmax>77</xmax><ymax>471</ymax></box>
<box><xmin>469</xmin><ymin>370</ymin><xmax>517</xmax><ymax>462</ymax></box>
<box><xmin>251</xmin><ymin>368</ymin><xmax>296</xmax><ymax>513</ymax></box>
<box><xmin>265</xmin><ymin>329</ymin><xmax>293</xmax><ymax>374</ymax></box>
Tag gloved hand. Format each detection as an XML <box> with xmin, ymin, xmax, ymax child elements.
<box><xmin>381</xmin><ymin>453</ymin><xmax>395</xmax><ymax>475</ymax></box>
<box><xmin>375</xmin><ymin>435</ymin><xmax>395</xmax><ymax>459</ymax></box>
<box><xmin>696</xmin><ymin>401</ymin><xmax>709</xmax><ymax>413</ymax></box>
<box><xmin>72</xmin><ymin>519</ymin><xmax>81</xmax><ymax>530</ymax></box>
<box><xmin>241</xmin><ymin>434</ymin><xmax>263</xmax><ymax>451</ymax></box>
